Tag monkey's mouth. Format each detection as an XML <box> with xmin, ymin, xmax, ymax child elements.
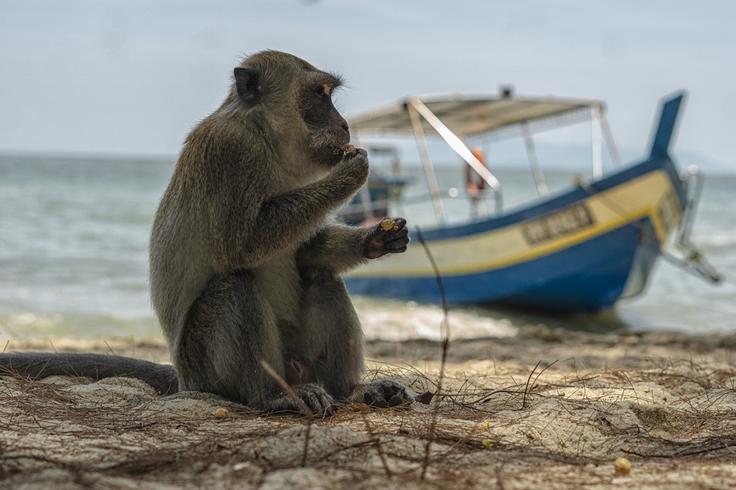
<box><xmin>320</xmin><ymin>145</ymin><xmax>349</xmax><ymax>165</ymax></box>
<box><xmin>312</xmin><ymin>135</ymin><xmax>351</xmax><ymax>166</ymax></box>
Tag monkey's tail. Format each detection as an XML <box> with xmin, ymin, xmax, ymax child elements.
<box><xmin>0</xmin><ymin>352</ymin><xmax>179</xmax><ymax>395</ymax></box>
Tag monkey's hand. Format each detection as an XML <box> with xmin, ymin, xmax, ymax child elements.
<box><xmin>330</xmin><ymin>146</ymin><xmax>369</xmax><ymax>192</ymax></box>
<box><xmin>363</xmin><ymin>217</ymin><xmax>409</xmax><ymax>259</ymax></box>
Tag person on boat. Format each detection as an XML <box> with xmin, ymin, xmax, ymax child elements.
<box><xmin>465</xmin><ymin>146</ymin><xmax>488</xmax><ymax>218</ymax></box>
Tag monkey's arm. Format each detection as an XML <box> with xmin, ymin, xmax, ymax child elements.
<box><xmin>297</xmin><ymin>219</ymin><xmax>410</xmax><ymax>275</ymax></box>
<box><xmin>296</xmin><ymin>223</ymin><xmax>371</xmax><ymax>274</ymax></box>
<box><xmin>222</xmin><ymin>156</ymin><xmax>369</xmax><ymax>268</ymax></box>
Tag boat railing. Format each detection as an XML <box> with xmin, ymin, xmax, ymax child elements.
<box><xmin>406</xmin><ymin>97</ymin><xmax>504</xmax><ymax>223</ymax></box>
<box><xmin>340</xmin><ymin>187</ymin><xmax>502</xmax><ymax>220</ymax></box>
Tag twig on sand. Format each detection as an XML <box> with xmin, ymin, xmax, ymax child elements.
<box><xmin>360</xmin><ymin>411</ymin><xmax>393</xmax><ymax>478</ymax></box>
<box><xmin>415</xmin><ymin>226</ymin><xmax>451</xmax><ymax>481</ymax></box>
<box><xmin>522</xmin><ymin>361</ymin><xmax>541</xmax><ymax>410</ymax></box>
<box><xmin>622</xmin><ymin>433</ymin><xmax>736</xmax><ymax>458</ymax></box>
<box><xmin>260</xmin><ymin>360</ymin><xmax>313</xmax><ymax>467</ymax></box>
<box><xmin>495</xmin><ymin>462</ymin><xmax>507</xmax><ymax>490</ymax></box>
<box><xmin>519</xmin><ymin>359</ymin><xmax>559</xmax><ymax>410</ymax></box>
<box><xmin>103</xmin><ymin>340</ymin><xmax>117</xmax><ymax>356</ymax></box>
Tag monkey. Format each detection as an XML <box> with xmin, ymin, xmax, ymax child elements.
<box><xmin>0</xmin><ymin>51</ymin><xmax>413</xmax><ymax>416</ymax></box>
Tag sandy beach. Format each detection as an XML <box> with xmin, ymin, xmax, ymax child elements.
<box><xmin>2</xmin><ymin>326</ymin><xmax>736</xmax><ymax>489</ymax></box>
<box><xmin>2</xmin><ymin>2</ymin><xmax>735</xmax><ymax>489</ymax></box>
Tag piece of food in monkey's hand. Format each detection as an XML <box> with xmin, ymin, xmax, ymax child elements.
<box><xmin>364</xmin><ymin>217</ymin><xmax>408</xmax><ymax>259</ymax></box>
<box><xmin>380</xmin><ymin>218</ymin><xmax>397</xmax><ymax>232</ymax></box>
<box><xmin>340</xmin><ymin>144</ymin><xmax>367</xmax><ymax>161</ymax></box>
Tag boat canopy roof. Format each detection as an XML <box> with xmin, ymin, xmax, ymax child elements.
<box><xmin>349</xmin><ymin>94</ymin><xmax>603</xmax><ymax>138</ymax></box>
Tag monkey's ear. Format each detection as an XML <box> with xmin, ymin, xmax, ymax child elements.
<box><xmin>234</xmin><ymin>67</ymin><xmax>260</xmax><ymax>102</ymax></box>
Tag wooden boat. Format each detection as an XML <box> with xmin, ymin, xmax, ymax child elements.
<box><xmin>343</xmin><ymin>91</ymin><xmax>720</xmax><ymax>313</ymax></box>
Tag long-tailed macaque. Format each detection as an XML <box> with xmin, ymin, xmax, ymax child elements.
<box><xmin>0</xmin><ymin>51</ymin><xmax>412</xmax><ymax>415</ymax></box>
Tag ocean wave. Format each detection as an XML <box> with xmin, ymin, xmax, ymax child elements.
<box><xmin>0</xmin><ymin>312</ymin><xmax>160</xmax><ymax>341</ymax></box>
<box><xmin>354</xmin><ymin>299</ymin><xmax>517</xmax><ymax>341</ymax></box>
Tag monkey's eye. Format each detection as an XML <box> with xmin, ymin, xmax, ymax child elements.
<box><xmin>316</xmin><ymin>84</ymin><xmax>332</xmax><ymax>99</ymax></box>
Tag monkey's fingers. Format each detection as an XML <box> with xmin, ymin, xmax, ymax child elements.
<box><xmin>384</xmin><ymin>227</ymin><xmax>409</xmax><ymax>241</ymax></box>
<box><xmin>341</xmin><ymin>145</ymin><xmax>367</xmax><ymax>160</ymax></box>
<box><xmin>392</xmin><ymin>217</ymin><xmax>407</xmax><ymax>230</ymax></box>
<box><xmin>364</xmin><ymin>225</ymin><xmax>410</xmax><ymax>258</ymax></box>
<box><xmin>383</xmin><ymin>226</ymin><xmax>409</xmax><ymax>245</ymax></box>
<box><xmin>383</xmin><ymin>241</ymin><xmax>408</xmax><ymax>254</ymax></box>
<box><xmin>295</xmin><ymin>384</ymin><xmax>336</xmax><ymax>417</ymax></box>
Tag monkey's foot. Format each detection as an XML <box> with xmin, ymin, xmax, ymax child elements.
<box><xmin>269</xmin><ymin>383</ymin><xmax>336</xmax><ymax>417</ymax></box>
<box><xmin>362</xmin><ymin>379</ymin><xmax>414</xmax><ymax>408</ymax></box>
<box><xmin>364</xmin><ymin>218</ymin><xmax>410</xmax><ymax>259</ymax></box>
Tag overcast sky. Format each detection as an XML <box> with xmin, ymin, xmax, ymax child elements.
<box><xmin>0</xmin><ymin>0</ymin><xmax>734</xmax><ymax>171</ymax></box>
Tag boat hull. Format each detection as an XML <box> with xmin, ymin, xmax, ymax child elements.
<box><xmin>345</xmin><ymin>156</ymin><xmax>685</xmax><ymax>313</ymax></box>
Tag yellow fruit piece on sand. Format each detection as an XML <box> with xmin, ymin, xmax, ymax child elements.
<box><xmin>214</xmin><ymin>407</ymin><xmax>229</xmax><ymax>418</ymax></box>
<box><xmin>614</xmin><ymin>457</ymin><xmax>631</xmax><ymax>475</ymax></box>
<box><xmin>380</xmin><ymin>218</ymin><xmax>396</xmax><ymax>232</ymax></box>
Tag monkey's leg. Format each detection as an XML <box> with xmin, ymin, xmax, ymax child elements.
<box><xmin>300</xmin><ymin>272</ymin><xmax>414</xmax><ymax>406</ymax></box>
<box><xmin>176</xmin><ymin>270</ymin><xmax>335</xmax><ymax>415</ymax></box>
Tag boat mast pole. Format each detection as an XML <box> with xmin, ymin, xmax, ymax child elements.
<box><xmin>599</xmin><ymin>109</ymin><xmax>622</xmax><ymax>167</ymax></box>
<box><xmin>408</xmin><ymin>97</ymin><xmax>503</xmax><ymax>214</ymax></box>
<box><xmin>407</xmin><ymin>100</ymin><xmax>446</xmax><ymax>224</ymax></box>
<box><xmin>352</xmin><ymin>133</ymin><xmax>376</xmax><ymax>221</ymax></box>
<box><xmin>591</xmin><ymin>104</ymin><xmax>604</xmax><ymax>178</ymax></box>
<box><xmin>521</xmin><ymin>122</ymin><xmax>548</xmax><ymax>196</ymax></box>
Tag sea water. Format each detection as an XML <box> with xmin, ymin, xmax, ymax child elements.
<box><xmin>1</xmin><ymin>155</ymin><xmax>734</xmax><ymax>341</ymax></box>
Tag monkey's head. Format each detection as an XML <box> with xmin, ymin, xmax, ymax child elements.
<box><xmin>231</xmin><ymin>51</ymin><xmax>351</xmax><ymax>168</ymax></box>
